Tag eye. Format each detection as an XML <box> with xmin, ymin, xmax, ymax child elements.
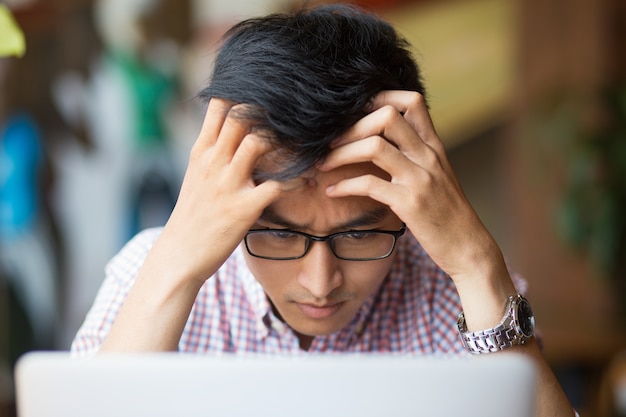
<box><xmin>345</xmin><ymin>232</ymin><xmax>368</xmax><ymax>240</ymax></box>
<box><xmin>340</xmin><ymin>232</ymin><xmax>375</xmax><ymax>242</ymax></box>
<box><xmin>267</xmin><ymin>230</ymin><xmax>300</xmax><ymax>240</ymax></box>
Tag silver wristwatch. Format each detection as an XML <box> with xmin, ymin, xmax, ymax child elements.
<box><xmin>457</xmin><ymin>294</ymin><xmax>535</xmax><ymax>354</ymax></box>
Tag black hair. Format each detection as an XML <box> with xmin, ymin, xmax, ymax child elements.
<box><xmin>197</xmin><ymin>4</ymin><xmax>425</xmax><ymax>180</ymax></box>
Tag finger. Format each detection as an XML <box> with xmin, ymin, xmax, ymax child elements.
<box><xmin>242</xmin><ymin>175</ymin><xmax>306</xmax><ymax>223</ymax></box>
<box><xmin>369</xmin><ymin>90</ymin><xmax>452</xmax><ymax>173</ymax></box>
<box><xmin>325</xmin><ymin>174</ymin><xmax>405</xmax><ymax>212</ymax></box>
<box><xmin>339</xmin><ymin>105</ymin><xmax>436</xmax><ymax>165</ymax></box>
<box><xmin>230</xmin><ymin>132</ymin><xmax>275</xmax><ymax>178</ymax></box>
<box><xmin>324</xmin><ymin>105</ymin><xmax>440</xmax><ymax>174</ymax></box>
<box><xmin>369</xmin><ymin>90</ymin><xmax>439</xmax><ymax>148</ymax></box>
<box><xmin>278</xmin><ymin>177</ymin><xmax>309</xmax><ymax>192</ymax></box>
<box><xmin>196</xmin><ymin>98</ymin><xmax>234</xmax><ymax>149</ymax></box>
<box><xmin>213</xmin><ymin>103</ymin><xmax>254</xmax><ymax>161</ymax></box>
<box><xmin>247</xmin><ymin>179</ymin><xmax>284</xmax><ymax>211</ymax></box>
<box><xmin>321</xmin><ymin>135</ymin><xmax>413</xmax><ymax>176</ymax></box>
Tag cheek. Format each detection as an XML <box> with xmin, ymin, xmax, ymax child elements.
<box><xmin>348</xmin><ymin>260</ymin><xmax>393</xmax><ymax>296</ymax></box>
<box><xmin>243</xmin><ymin>254</ymin><xmax>294</xmax><ymax>292</ymax></box>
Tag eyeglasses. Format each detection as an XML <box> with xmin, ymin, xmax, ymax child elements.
<box><xmin>244</xmin><ymin>224</ymin><xmax>406</xmax><ymax>261</ymax></box>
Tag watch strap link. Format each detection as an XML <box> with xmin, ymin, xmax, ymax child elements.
<box><xmin>457</xmin><ymin>294</ymin><xmax>533</xmax><ymax>355</ymax></box>
<box><xmin>458</xmin><ymin>314</ymin><xmax>519</xmax><ymax>354</ymax></box>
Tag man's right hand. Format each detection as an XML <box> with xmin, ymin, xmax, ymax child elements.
<box><xmin>151</xmin><ymin>98</ymin><xmax>284</xmax><ymax>286</ymax></box>
<box><xmin>100</xmin><ymin>98</ymin><xmax>284</xmax><ymax>352</ymax></box>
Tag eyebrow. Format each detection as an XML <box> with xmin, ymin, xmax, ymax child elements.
<box><xmin>258</xmin><ymin>206</ymin><xmax>392</xmax><ymax>231</ymax></box>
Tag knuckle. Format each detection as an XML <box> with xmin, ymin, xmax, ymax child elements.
<box><xmin>431</xmin><ymin>139</ymin><xmax>448</xmax><ymax>156</ymax></box>
<box><xmin>410</xmin><ymin>173</ymin><xmax>434</xmax><ymax>206</ymax></box>
<box><xmin>422</xmin><ymin>170</ymin><xmax>436</xmax><ymax>187</ymax></box>
<box><xmin>363</xmin><ymin>174</ymin><xmax>380</xmax><ymax>189</ymax></box>
<box><xmin>189</xmin><ymin>142</ymin><xmax>207</xmax><ymax>162</ymax></box>
<box><xmin>407</xmin><ymin>92</ymin><xmax>426</xmax><ymax>109</ymax></box>
<box><xmin>422</xmin><ymin>148</ymin><xmax>441</xmax><ymax>168</ymax></box>
<box><xmin>370</xmin><ymin>136</ymin><xmax>389</xmax><ymax>154</ymax></box>
<box><xmin>379</xmin><ymin>104</ymin><xmax>401</xmax><ymax>123</ymax></box>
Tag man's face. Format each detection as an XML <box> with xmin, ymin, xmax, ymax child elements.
<box><xmin>243</xmin><ymin>162</ymin><xmax>402</xmax><ymax>339</ymax></box>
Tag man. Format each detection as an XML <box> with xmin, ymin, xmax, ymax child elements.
<box><xmin>72</xmin><ymin>4</ymin><xmax>575</xmax><ymax>415</ymax></box>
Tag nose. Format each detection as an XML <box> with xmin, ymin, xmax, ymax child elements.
<box><xmin>296</xmin><ymin>240</ymin><xmax>343</xmax><ymax>300</ymax></box>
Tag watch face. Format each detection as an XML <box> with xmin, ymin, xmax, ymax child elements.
<box><xmin>516</xmin><ymin>298</ymin><xmax>535</xmax><ymax>338</ymax></box>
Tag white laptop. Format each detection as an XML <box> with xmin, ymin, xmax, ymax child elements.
<box><xmin>15</xmin><ymin>351</ymin><xmax>536</xmax><ymax>417</ymax></box>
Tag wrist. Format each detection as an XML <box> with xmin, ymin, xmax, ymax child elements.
<box><xmin>147</xmin><ymin>226</ymin><xmax>222</xmax><ymax>287</ymax></box>
<box><xmin>452</xmin><ymin>257</ymin><xmax>517</xmax><ymax>332</ymax></box>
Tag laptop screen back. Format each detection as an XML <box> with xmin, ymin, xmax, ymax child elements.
<box><xmin>15</xmin><ymin>352</ymin><xmax>536</xmax><ymax>417</ymax></box>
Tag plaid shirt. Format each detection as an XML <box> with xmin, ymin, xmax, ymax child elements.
<box><xmin>71</xmin><ymin>228</ymin><xmax>526</xmax><ymax>356</ymax></box>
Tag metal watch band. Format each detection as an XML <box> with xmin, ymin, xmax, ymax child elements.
<box><xmin>457</xmin><ymin>315</ymin><xmax>520</xmax><ymax>354</ymax></box>
<box><xmin>457</xmin><ymin>294</ymin><xmax>532</xmax><ymax>355</ymax></box>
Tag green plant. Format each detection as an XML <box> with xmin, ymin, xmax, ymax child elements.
<box><xmin>523</xmin><ymin>82</ymin><xmax>626</xmax><ymax>315</ymax></box>
<box><xmin>556</xmin><ymin>85</ymin><xmax>626</xmax><ymax>282</ymax></box>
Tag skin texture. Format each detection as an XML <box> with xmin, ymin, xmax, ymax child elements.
<box><xmin>100</xmin><ymin>93</ymin><xmax>575</xmax><ymax>416</ymax></box>
<box><xmin>244</xmin><ymin>164</ymin><xmax>402</xmax><ymax>349</ymax></box>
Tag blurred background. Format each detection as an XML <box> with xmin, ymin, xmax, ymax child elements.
<box><xmin>0</xmin><ymin>0</ymin><xmax>625</xmax><ymax>415</ymax></box>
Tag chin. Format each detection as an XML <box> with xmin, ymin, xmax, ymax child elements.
<box><xmin>287</xmin><ymin>315</ymin><xmax>354</xmax><ymax>337</ymax></box>
<box><xmin>296</xmin><ymin>324</ymin><xmax>342</xmax><ymax>337</ymax></box>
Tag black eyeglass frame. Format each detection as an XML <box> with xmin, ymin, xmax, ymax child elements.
<box><xmin>244</xmin><ymin>223</ymin><xmax>406</xmax><ymax>261</ymax></box>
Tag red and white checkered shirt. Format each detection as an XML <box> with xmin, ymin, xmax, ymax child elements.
<box><xmin>71</xmin><ymin>228</ymin><xmax>526</xmax><ymax>356</ymax></box>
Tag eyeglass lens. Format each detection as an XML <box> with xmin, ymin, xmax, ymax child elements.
<box><xmin>245</xmin><ymin>230</ymin><xmax>398</xmax><ymax>260</ymax></box>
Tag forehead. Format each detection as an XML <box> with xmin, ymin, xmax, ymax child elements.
<box><xmin>259</xmin><ymin>162</ymin><xmax>394</xmax><ymax>232</ymax></box>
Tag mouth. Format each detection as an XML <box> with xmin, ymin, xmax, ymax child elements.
<box><xmin>296</xmin><ymin>301</ymin><xmax>345</xmax><ymax>319</ymax></box>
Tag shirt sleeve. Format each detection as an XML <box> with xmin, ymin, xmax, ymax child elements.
<box><xmin>70</xmin><ymin>228</ymin><xmax>162</xmax><ymax>356</ymax></box>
